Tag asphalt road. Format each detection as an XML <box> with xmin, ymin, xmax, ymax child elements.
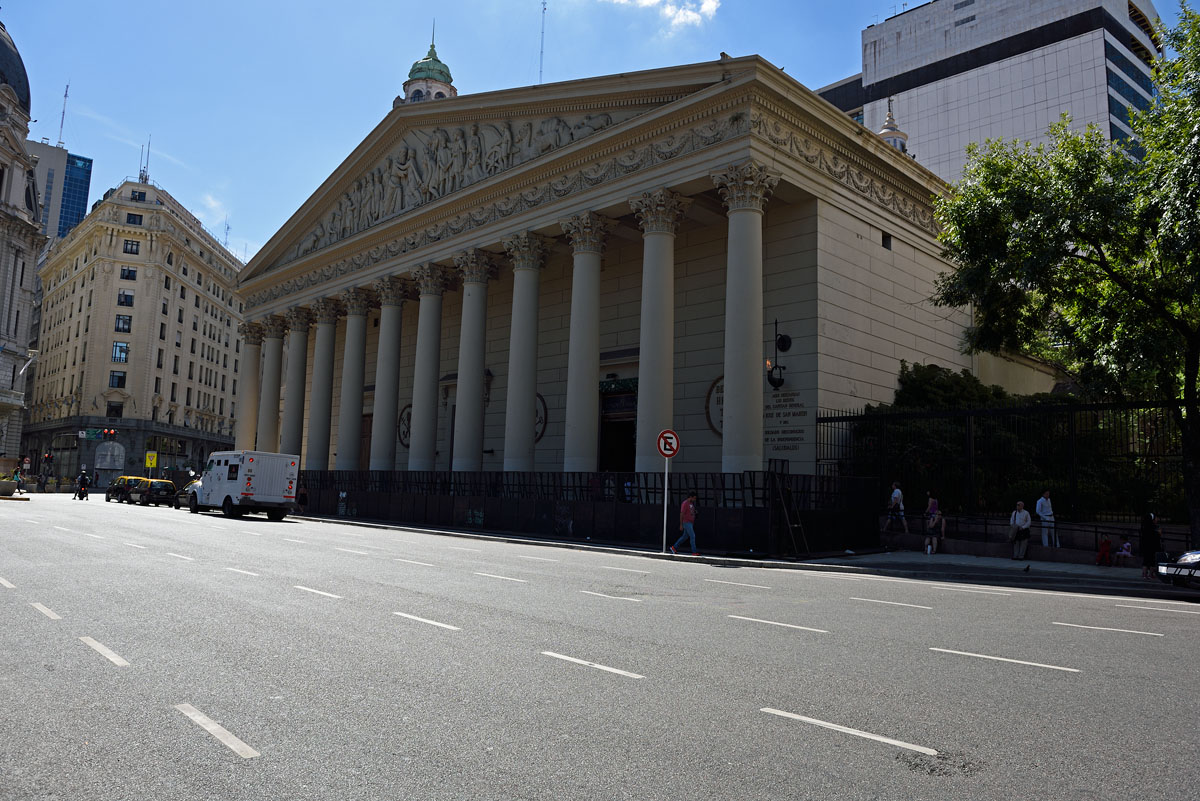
<box><xmin>2</xmin><ymin>495</ymin><xmax>1197</xmax><ymax>800</ymax></box>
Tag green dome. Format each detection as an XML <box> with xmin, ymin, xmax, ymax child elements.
<box><xmin>408</xmin><ymin>43</ymin><xmax>453</xmax><ymax>84</ymax></box>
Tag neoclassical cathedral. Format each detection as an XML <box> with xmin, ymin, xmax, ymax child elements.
<box><xmin>235</xmin><ymin>45</ymin><xmax>1044</xmax><ymax>483</ymax></box>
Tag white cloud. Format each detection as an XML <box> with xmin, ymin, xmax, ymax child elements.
<box><xmin>602</xmin><ymin>0</ymin><xmax>719</xmax><ymax>28</ymax></box>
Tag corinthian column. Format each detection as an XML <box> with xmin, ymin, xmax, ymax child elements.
<box><xmin>501</xmin><ymin>232</ymin><xmax>548</xmax><ymax>472</ymax></box>
<box><xmin>408</xmin><ymin>264</ymin><xmax>447</xmax><ymax>471</ymax></box>
<box><xmin>280</xmin><ymin>306</ymin><xmax>314</xmax><ymax>458</ymax></box>
<box><xmin>712</xmin><ymin>160</ymin><xmax>779</xmax><ymax>473</ymax></box>
<box><xmin>451</xmin><ymin>249</ymin><xmax>493</xmax><ymax>472</ymax></box>
<box><xmin>334</xmin><ymin>288</ymin><xmax>375</xmax><ymax>470</ymax></box>
<box><xmin>255</xmin><ymin>315</ymin><xmax>287</xmax><ymax>453</ymax></box>
<box><xmin>629</xmin><ymin>189</ymin><xmax>691</xmax><ymax>472</ymax></box>
<box><xmin>559</xmin><ymin>211</ymin><xmax>611</xmax><ymax>473</ymax></box>
<box><xmin>235</xmin><ymin>322</ymin><xmax>264</xmax><ymax>450</ymax></box>
<box><xmin>369</xmin><ymin>277</ymin><xmax>409</xmax><ymax>470</ymax></box>
<box><xmin>306</xmin><ymin>297</ymin><xmax>343</xmax><ymax>470</ymax></box>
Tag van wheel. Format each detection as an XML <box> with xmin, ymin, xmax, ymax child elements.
<box><xmin>267</xmin><ymin>509</ymin><xmax>286</xmax><ymax>522</ymax></box>
<box><xmin>189</xmin><ymin>494</ymin><xmax>199</xmax><ymax>514</ymax></box>
<box><xmin>222</xmin><ymin>497</ymin><xmax>238</xmax><ymax>518</ymax></box>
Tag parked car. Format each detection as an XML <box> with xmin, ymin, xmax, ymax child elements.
<box><xmin>174</xmin><ymin>480</ymin><xmax>200</xmax><ymax>509</ymax></box>
<box><xmin>105</xmin><ymin>475</ymin><xmax>147</xmax><ymax>503</ymax></box>
<box><xmin>1158</xmin><ymin>550</ymin><xmax>1200</xmax><ymax>588</ymax></box>
<box><xmin>129</xmin><ymin>478</ymin><xmax>176</xmax><ymax>506</ymax></box>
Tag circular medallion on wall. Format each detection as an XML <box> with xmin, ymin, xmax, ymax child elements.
<box><xmin>704</xmin><ymin>376</ymin><xmax>724</xmax><ymax>437</ymax></box>
<box><xmin>397</xmin><ymin>404</ymin><xmax>412</xmax><ymax>449</ymax></box>
<box><xmin>534</xmin><ymin>393</ymin><xmax>548</xmax><ymax>443</ymax></box>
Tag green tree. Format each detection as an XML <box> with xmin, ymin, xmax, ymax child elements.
<box><xmin>932</xmin><ymin>4</ymin><xmax>1200</xmax><ymax>544</ymax></box>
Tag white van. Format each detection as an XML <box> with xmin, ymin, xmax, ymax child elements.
<box><xmin>188</xmin><ymin>451</ymin><xmax>300</xmax><ymax>520</ymax></box>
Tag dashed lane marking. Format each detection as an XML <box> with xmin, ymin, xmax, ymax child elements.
<box><xmin>30</xmin><ymin>603</ymin><xmax>61</xmax><ymax>620</ymax></box>
<box><xmin>728</xmin><ymin>615</ymin><xmax>826</xmax><ymax>633</ymax></box>
<box><xmin>448</xmin><ymin>546</ymin><xmax>482</xmax><ymax>552</ymax></box>
<box><xmin>282</xmin><ymin>538</ymin><xmax>307</xmax><ymax>544</ymax></box>
<box><xmin>174</xmin><ymin>704</ymin><xmax>260</xmax><ymax>759</ymax></box>
<box><xmin>541</xmin><ymin>651</ymin><xmax>645</xmax><ymax>679</ymax></box>
<box><xmin>598</xmin><ymin>566</ymin><xmax>650</xmax><ymax>574</ymax></box>
<box><xmin>1052</xmin><ymin>622</ymin><xmax>1163</xmax><ymax>636</ymax></box>
<box><xmin>123</xmin><ymin>543</ymin><xmax>147</xmax><ymax>549</ymax></box>
<box><xmin>80</xmin><ymin>637</ymin><xmax>130</xmax><ymax>667</ymax></box>
<box><xmin>580</xmin><ymin>590</ymin><xmax>642</xmax><ymax>603</ymax></box>
<box><xmin>761</xmin><ymin>708</ymin><xmax>937</xmax><ymax>756</ymax></box>
<box><xmin>166</xmin><ymin>553</ymin><xmax>194</xmax><ymax>561</ymax></box>
<box><xmin>83</xmin><ymin>533</ymin><xmax>106</xmax><ymax>540</ymax></box>
<box><xmin>394</xmin><ymin>612</ymin><xmax>461</xmax><ymax>631</ymax></box>
<box><xmin>1115</xmin><ymin>604</ymin><xmax>1200</xmax><ymax>615</ymax></box>
<box><xmin>474</xmin><ymin>572</ymin><xmax>527</xmax><ymax>583</ymax></box>
<box><xmin>517</xmin><ymin>555</ymin><xmax>559</xmax><ymax>562</ymax></box>
<box><xmin>704</xmin><ymin>578</ymin><xmax>771</xmax><ymax>590</ymax></box>
<box><xmin>395</xmin><ymin>558</ymin><xmax>436</xmax><ymax>567</ymax></box>
<box><xmin>52</xmin><ymin>526</ymin><xmax>72</xmax><ymax>532</ymax></box>
<box><xmin>294</xmin><ymin>585</ymin><xmax>342</xmax><ymax>599</ymax></box>
<box><xmin>932</xmin><ymin>587</ymin><xmax>1011</xmax><ymax>596</ymax></box>
<box><xmin>334</xmin><ymin>548</ymin><xmax>370</xmax><ymax>555</ymax></box>
<box><xmin>930</xmin><ymin>647</ymin><xmax>1079</xmax><ymax>673</ymax></box>
<box><xmin>0</xmin><ymin>577</ymin><xmax>14</xmax><ymax>589</ymax></box>
<box><xmin>225</xmin><ymin>568</ymin><xmax>260</xmax><ymax>577</ymax></box>
<box><xmin>851</xmin><ymin>597</ymin><xmax>932</xmax><ymax>610</ymax></box>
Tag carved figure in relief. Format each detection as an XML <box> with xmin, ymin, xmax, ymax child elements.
<box><xmin>325</xmin><ymin>203</ymin><xmax>342</xmax><ymax>246</ymax></box>
<box><xmin>341</xmin><ymin>191</ymin><xmax>358</xmax><ymax>239</ymax></box>
<box><xmin>485</xmin><ymin>122</ymin><xmax>514</xmax><ymax>175</ymax></box>
<box><xmin>449</xmin><ymin>128</ymin><xmax>468</xmax><ymax>193</ymax></box>
<box><xmin>573</xmin><ymin>113</ymin><xmax>612</xmax><ymax>139</ymax></box>
<box><xmin>464</xmin><ymin>124</ymin><xmax>484</xmax><ymax>184</ymax></box>
<box><xmin>515</xmin><ymin>121</ymin><xmax>537</xmax><ymax>160</ymax></box>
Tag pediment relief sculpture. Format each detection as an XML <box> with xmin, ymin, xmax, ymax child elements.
<box><xmin>280</xmin><ymin>110</ymin><xmax>640</xmax><ymax>269</ymax></box>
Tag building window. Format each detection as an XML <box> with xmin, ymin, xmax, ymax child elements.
<box><xmin>954</xmin><ymin>14</ymin><xmax>975</xmax><ymax>26</ymax></box>
<box><xmin>120</xmin><ymin>266</ymin><xmax>137</xmax><ymax>280</ymax></box>
<box><xmin>173</xmin><ymin>355</ymin><xmax>179</xmax><ymax>375</ymax></box>
<box><xmin>188</xmin><ymin>362</ymin><xmax>194</xmax><ymax>379</ymax></box>
<box><xmin>106</xmin><ymin>402</ymin><xmax>124</xmax><ymax>417</ymax></box>
<box><xmin>175</xmin><ymin>331</ymin><xmax>182</xmax><ymax>348</ymax></box>
<box><xmin>130</xmin><ymin>189</ymin><xmax>146</xmax><ymax>202</ymax></box>
<box><xmin>171</xmin><ymin>383</ymin><xmax>177</xmax><ymax>402</ymax></box>
<box><xmin>882</xmin><ymin>232</ymin><xmax>893</xmax><ymax>250</ymax></box>
<box><xmin>157</xmin><ymin>348</ymin><xmax>164</xmax><ymax>368</ymax></box>
<box><xmin>159</xmin><ymin>322</ymin><xmax>166</xmax><ymax>340</ymax></box>
<box><xmin>193</xmin><ymin>317</ymin><xmax>198</xmax><ymax>331</ymax></box>
<box><xmin>126</xmin><ymin>213</ymin><xmax>143</xmax><ymax>225</ymax></box>
<box><xmin>111</xmin><ymin>341</ymin><xmax>129</xmax><ymax>363</ymax></box>
<box><xmin>115</xmin><ymin>314</ymin><xmax>132</xmax><ymax>333</ymax></box>
<box><xmin>117</xmin><ymin>289</ymin><xmax>134</xmax><ymax>307</ymax></box>
<box><xmin>122</xmin><ymin>240</ymin><xmax>140</xmax><ymax>255</ymax></box>
<box><xmin>190</xmin><ymin>339</ymin><xmax>196</xmax><ymax>354</ymax></box>
<box><xmin>177</xmin><ymin>308</ymin><xmax>183</xmax><ymax>324</ymax></box>
<box><xmin>186</xmin><ymin>388</ymin><xmax>192</xmax><ymax>406</ymax></box>
<box><xmin>109</xmin><ymin>370</ymin><xmax>127</xmax><ymax>389</ymax></box>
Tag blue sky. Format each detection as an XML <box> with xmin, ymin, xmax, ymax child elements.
<box><xmin>7</xmin><ymin>0</ymin><xmax>1185</xmax><ymax>263</ymax></box>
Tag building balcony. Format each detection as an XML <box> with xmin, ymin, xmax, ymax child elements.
<box><xmin>0</xmin><ymin>387</ymin><xmax>25</xmax><ymax>414</ymax></box>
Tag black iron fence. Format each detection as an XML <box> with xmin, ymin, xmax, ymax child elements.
<box><xmin>817</xmin><ymin>400</ymin><xmax>1185</xmax><ymax>523</ymax></box>
<box><xmin>298</xmin><ymin>469</ymin><xmax>879</xmax><ymax>557</ymax></box>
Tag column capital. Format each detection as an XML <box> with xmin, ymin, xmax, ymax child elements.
<box><xmin>454</xmin><ymin>248</ymin><xmax>496</xmax><ymax>285</ymax></box>
<box><xmin>261</xmin><ymin>314</ymin><xmax>288</xmax><ymax>339</ymax></box>
<box><xmin>560</xmin><ymin>211</ymin><xmax>613</xmax><ymax>255</ymax></box>
<box><xmin>374</xmin><ymin>276</ymin><xmax>413</xmax><ymax>307</ymax></box>
<box><xmin>411</xmin><ymin>263</ymin><xmax>449</xmax><ymax>296</ymax></box>
<box><xmin>341</xmin><ymin>287</ymin><xmax>377</xmax><ymax>317</ymax></box>
<box><xmin>501</xmin><ymin>231</ymin><xmax>550</xmax><ymax>271</ymax></box>
<box><xmin>711</xmin><ymin>160</ymin><xmax>780</xmax><ymax>212</ymax></box>
<box><xmin>312</xmin><ymin>296</ymin><xmax>344</xmax><ymax>325</ymax></box>
<box><xmin>284</xmin><ymin>306</ymin><xmax>314</xmax><ymax>333</ymax></box>
<box><xmin>629</xmin><ymin>189</ymin><xmax>692</xmax><ymax>235</ymax></box>
<box><xmin>238</xmin><ymin>321</ymin><xmax>265</xmax><ymax>347</ymax></box>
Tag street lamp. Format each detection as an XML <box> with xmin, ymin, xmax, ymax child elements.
<box><xmin>765</xmin><ymin>319</ymin><xmax>791</xmax><ymax>390</ymax></box>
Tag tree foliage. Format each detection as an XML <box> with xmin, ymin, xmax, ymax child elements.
<box><xmin>931</xmin><ymin>4</ymin><xmax>1200</xmax><ymax>542</ymax></box>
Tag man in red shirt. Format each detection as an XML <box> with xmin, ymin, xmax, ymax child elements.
<box><xmin>670</xmin><ymin>490</ymin><xmax>699</xmax><ymax>555</ymax></box>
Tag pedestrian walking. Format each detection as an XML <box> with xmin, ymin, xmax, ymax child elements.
<box><xmin>36</xmin><ymin>472</ymin><xmax>47</xmax><ymax>493</ymax></box>
<box><xmin>670</xmin><ymin>490</ymin><xmax>699</xmax><ymax>555</ymax></box>
<box><xmin>1036</xmin><ymin>489</ymin><xmax>1057</xmax><ymax>547</ymax></box>
<box><xmin>924</xmin><ymin>489</ymin><xmax>945</xmax><ymax>554</ymax></box>
<box><xmin>881</xmin><ymin>481</ymin><xmax>908</xmax><ymax>535</ymax></box>
<box><xmin>1140</xmin><ymin>512</ymin><xmax>1161</xmax><ymax>580</ymax></box>
<box><xmin>11</xmin><ymin>466</ymin><xmax>24</xmax><ymax>495</ymax></box>
<box><xmin>1009</xmin><ymin>500</ymin><xmax>1032</xmax><ymax>560</ymax></box>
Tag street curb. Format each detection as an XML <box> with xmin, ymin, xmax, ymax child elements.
<box><xmin>291</xmin><ymin>513</ymin><xmax>1200</xmax><ymax>602</ymax></box>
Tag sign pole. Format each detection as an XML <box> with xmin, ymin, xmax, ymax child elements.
<box><xmin>662</xmin><ymin>455</ymin><xmax>670</xmax><ymax>553</ymax></box>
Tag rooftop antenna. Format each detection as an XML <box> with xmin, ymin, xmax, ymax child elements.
<box><xmin>223</xmin><ymin>216</ymin><xmax>230</xmax><ymax>247</ymax></box>
<box><xmin>140</xmin><ymin>134</ymin><xmax>152</xmax><ymax>183</ymax></box>
<box><xmin>56</xmin><ymin>82</ymin><xmax>69</xmax><ymax>147</ymax></box>
<box><xmin>539</xmin><ymin>1</ymin><xmax>547</xmax><ymax>84</ymax></box>
<box><xmin>431</xmin><ymin>18</ymin><xmax>436</xmax><ymax>47</ymax></box>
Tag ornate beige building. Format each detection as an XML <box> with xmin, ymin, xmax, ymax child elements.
<box><xmin>25</xmin><ymin>180</ymin><xmax>243</xmax><ymax>483</ymax></box>
<box><xmin>237</xmin><ymin>52</ymin><xmax>1042</xmax><ymax>477</ymax></box>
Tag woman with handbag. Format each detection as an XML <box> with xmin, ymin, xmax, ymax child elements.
<box><xmin>1009</xmin><ymin>500</ymin><xmax>1032</xmax><ymax>560</ymax></box>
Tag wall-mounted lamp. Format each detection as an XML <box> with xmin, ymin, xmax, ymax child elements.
<box><xmin>765</xmin><ymin>319</ymin><xmax>791</xmax><ymax>390</ymax></box>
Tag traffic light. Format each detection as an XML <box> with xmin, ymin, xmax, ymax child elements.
<box><xmin>43</xmin><ymin>452</ymin><xmax>52</xmax><ymax>464</ymax></box>
<box><xmin>103</xmin><ymin>429</ymin><xmax>118</xmax><ymax>441</ymax></box>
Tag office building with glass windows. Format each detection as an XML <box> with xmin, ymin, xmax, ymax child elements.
<box><xmin>28</xmin><ymin>140</ymin><xmax>94</xmax><ymax>242</ymax></box>
<box><xmin>817</xmin><ymin>0</ymin><xmax>1162</xmax><ymax>183</ymax></box>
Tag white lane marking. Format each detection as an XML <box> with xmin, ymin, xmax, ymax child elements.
<box><xmin>394</xmin><ymin>612</ymin><xmax>460</xmax><ymax>631</ymax></box>
<box><xmin>225</xmin><ymin>568</ymin><xmax>260</xmax><ymax>577</ymax></box>
<box><xmin>52</xmin><ymin>526</ymin><xmax>72</xmax><ymax>532</ymax></box>
<box><xmin>812</xmin><ymin>574</ymin><xmax>864</xmax><ymax>581</ymax></box>
<box><xmin>241</xmin><ymin>530</ymin><xmax>263</xmax><ymax>537</ymax></box>
<box><xmin>31</xmin><ymin>603</ymin><xmax>62</xmax><ymax>620</ymax></box>
<box><xmin>123</xmin><ymin>542</ymin><xmax>147</xmax><ymax>549</ymax></box>
<box><xmin>599</xmin><ymin>565</ymin><xmax>650</xmax><ymax>574</ymax></box>
<box><xmin>282</xmin><ymin>538</ymin><xmax>307</xmax><ymax>544</ymax></box>
<box><xmin>334</xmin><ymin>547</ymin><xmax>370</xmax><ymax>555</ymax></box>
<box><xmin>166</xmin><ymin>553</ymin><xmax>194</xmax><ymax>561</ymax></box>
<box><xmin>474</xmin><ymin>572</ymin><xmax>526</xmax><ymax>583</ymax></box>
<box><xmin>174</xmin><ymin>703</ymin><xmax>260</xmax><ymax>759</ymax></box>
<box><xmin>761</xmin><ymin>708</ymin><xmax>937</xmax><ymax>756</ymax></box>
<box><xmin>541</xmin><ymin>651</ymin><xmax>645</xmax><ymax>679</ymax></box>
<box><xmin>580</xmin><ymin>590</ymin><xmax>642</xmax><ymax>603</ymax></box>
<box><xmin>294</xmin><ymin>585</ymin><xmax>342</xmax><ymax>599</ymax></box>
<box><xmin>704</xmin><ymin>578</ymin><xmax>771</xmax><ymax>590</ymax></box>
<box><xmin>395</xmin><ymin>557</ymin><xmax>436</xmax><ymax>567</ymax></box>
<box><xmin>1115</xmin><ymin>604</ymin><xmax>1200</xmax><ymax>615</ymax></box>
<box><xmin>0</xmin><ymin>577</ymin><xmax>14</xmax><ymax>589</ymax></box>
<box><xmin>851</xmin><ymin>597</ymin><xmax>932</xmax><ymax>610</ymax></box>
<box><xmin>338</xmin><ymin>531</ymin><xmax>364</xmax><ymax>537</ymax></box>
<box><xmin>932</xmin><ymin>587</ymin><xmax>1011</xmax><ymax>596</ymax></box>
<box><xmin>930</xmin><ymin>647</ymin><xmax>1079</xmax><ymax>673</ymax></box>
<box><xmin>79</xmin><ymin>637</ymin><xmax>130</xmax><ymax>666</ymax></box>
<box><xmin>25</xmin><ymin>518</ymin><xmax>40</xmax><ymax>523</ymax></box>
<box><xmin>1052</xmin><ymin>622</ymin><xmax>1163</xmax><ymax>636</ymax></box>
<box><xmin>448</xmin><ymin>546</ymin><xmax>482</xmax><ymax>552</ymax></box>
<box><xmin>728</xmin><ymin>615</ymin><xmax>827</xmax><ymax>633</ymax></box>
<box><xmin>210</xmin><ymin>526</ymin><xmax>227</xmax><ymax>531</ymax></box>
<box><xmin>517</xmin><ymin>555</ymin><xmax>559</xmax><ymax>562</ymax></box>
<box><xmin>83</xmin><ymin>533</ymin><xmax>106</xmax><ymax>540</ymax></box>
